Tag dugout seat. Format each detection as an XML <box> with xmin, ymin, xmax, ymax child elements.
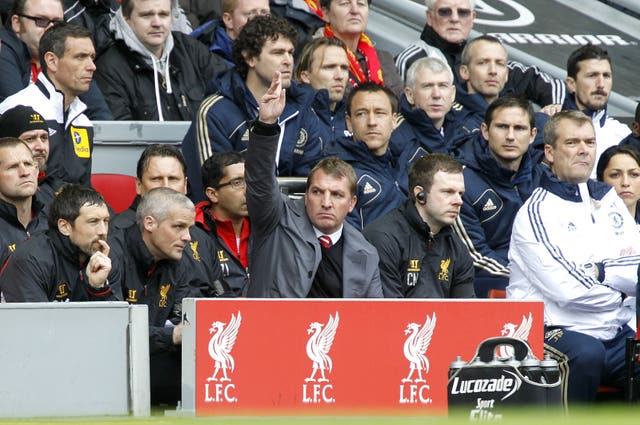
<box><xmin>91</xmin><ymin>173</ymin><xmax>137</xmax><ymax>214</ymax></box>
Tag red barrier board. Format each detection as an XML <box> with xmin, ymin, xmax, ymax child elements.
<box><xmin>191</xmin><ymin>299</ymin><xmax>543</xmax><ymax>416</ymax></box>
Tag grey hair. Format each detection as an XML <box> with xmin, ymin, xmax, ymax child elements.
<box><xmin>136</xmin><ymin>187</ymin><xmax>194</xmax><ymax>228</ymax></box>
<box><xmin>543</xmin><ymin>110</ymin><xmax>593</xmax><ymax>148</ymax></box>
<box><xmin>405</xmin><ymin>57</ymin><xmax>454</xmax><ymax>90</ymax></box>
<box><xmin>425</xmin><ymin>0</ymin><xmax>476</xmax><ymax>10</ymax></box>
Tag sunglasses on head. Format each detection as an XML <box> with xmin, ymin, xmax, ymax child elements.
<box><xmin>435</xmin><ymin>7</ymin><xmax>473</xmax><ymax>19</ymax></box>
<box><xmin>19</xmin><ymin>14</ymin><xmax>62</xmax><ymax>28</ymax></box>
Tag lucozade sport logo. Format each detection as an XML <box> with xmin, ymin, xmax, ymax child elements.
<box><xmin>204</xmin><ymin>311</ymin><xmax>242</xmax><ymax>403</ymax></box>
<box><xmin>302</xmin><ymin>312</ymin><xmax>339</xmax><ymax>403</ymax></box>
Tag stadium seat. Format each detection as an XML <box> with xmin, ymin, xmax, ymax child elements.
<box><xmin>91</xmin><ymin>173</ymin><xmax>137</xmax><ymax>214</ymax></box>
<box><xmin>488</xmin><ymin>289</ymin><xmax>507</xmax><ymax>299</ymax></box>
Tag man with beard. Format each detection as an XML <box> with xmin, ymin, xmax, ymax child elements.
<box><xmin>0</xmin><ymin>184</ymin><xmax>121</xmax><ymax>302</ymax></box>
<box><xmin>0</xmin><ymin>137</ymin><xmax>48</xmax><ymax>266</ymax></box>
<box><xmin>561</xmin><ymin>44</ymin><xmax>631</xmax><ymax>176</ymax></box>
<box><xmin>0</xmin><ymin>104</ymin><xmax>65</xmax><ymax>209</ymax></box>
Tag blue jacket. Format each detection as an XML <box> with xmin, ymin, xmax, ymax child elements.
<box><xmin>0</xmin><ymin>26</ymin><xmax>112</xmax><ymax>120</ymax></box>
<box><xmin>310</xmin><ymin>87</ymin><xmax>349</xmax><ymax>144</ymax></box>
<box><xmin>452</xmin><ymin>85</ymin><xmax>548</xmax><ymax>160</ymax></box>
<box><xmin>190</xmin><ymin>19</ymin><xmax>235</xmax><ymax>67</ymax></box>
<box><xmin>390</xmin><ymin>93</ymin><xmax>463</xmax><ymax>159</ymax></box>
<box><xmin>326</xmin><ymin>137</ymin><xmax>407</xmax><ymax>230</ymax></box>
<box><xmin>452</xmin><ymin>130</ymin><xmax>544</xmax><ymax>297</ymax></box>
<box><xmin>620</xmin><ymin>133</ymin><xmax>640</xmax><ymax>150</ymax></box>
<box><xmin>182</xmin><ymin>69</ymin><xmax>325</xmax><ymax>202</ymax></box>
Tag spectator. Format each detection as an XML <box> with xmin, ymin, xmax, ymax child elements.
<box><xmin>0</xmin><ymin>137</ymin><xmax>47</xmax><ymax>265</ymax></box>
<box><xmin>245</xmin><ymin>71</ymin><xmax>382</xmax><ymax>298</ymax></box>
<box><xmin>294</xmin><ymin>36</ymin><xmax>350</xmax><ymax>142</ymax></box>
<box><xmin>180</xmin><ymin>0</ymin><xmax>218</xmax><ymax>28</ymax></box>
<box><xmin>319</xmin><ymin>0</ymin><xmax>403</xmax><ymax>97</ymax></box>
<box><xmin>0</xmin><ymin>104</ymin><xmax>64</xmax><ymax>208</ymax></box>
<box><xmin>395</xmin><ymin>0</ymin><xmax>564</xmax><ymax>106</ymax></box>
<box><xmin>196</xmin><ymin>152</ymin><xmax>250</xmax><ymax>296</ymax></box>
<box><xmin>113</xmin><ymin>187</ymin><xmax>201</xmax><ymax>405</ymax></box>
<box><xmin>562</xmin><ymin>44</ymin><xmax>631</xmax><ymax>174</ymax></box>
<box><xmin>0</xmin><ymin>22</ymin><xmax>96</xmax><ymax>187</ymax></box>
<box><xmin>112</xmin><ymin>144</ymin><xmax>228</xmax><ymax>298</ymax></box>
<box><xmin>326</xmin><ymin>81</ymin><xmax>406</xmax><ymax>229</ymax></box>
<box><xmin>454</xmin><ymin>35</ymin><xmax>548</xmax><ymax>151</ymax></box>
<box><xmin>389</xmin><ymin>57</ymin><xmax>458</xmax><ymax>160</ymax></box>
<box><xmin>0</xmin><ymin>0</ymin><xmax>112</xmax><ymax>119</ymax></box>
<box><xmin>620</xmin><ymin>102</ymin><xmax>640</xmax><ymax>148</ymax></box>
<box><xmin>452</xmin><ymin>95</ymin><xmax>543</xmax><ymax>297</ymax></box>
<box><xmin>191</xmin><ymin>0</ymin><xmax>270</xmax><ymax>66</ymax></box>
<box><xmin>0</xmin><ymin>184</ymin><xmax>121</xmax><ymax>302</ymax></box>
<box><xmin>364</xmin><ymin>154</ymin><xmax>474</xmax><ymax>298</ymax></box>
<box><xmin>94</xmin><ymin>0</ymin><xmax>228</xmax><ymax>121</ymax></box>
<box><xmin>270</xmin><ymin>0</ymin><xmax>325</xmax><ymax>56</ymax></box>
<box><xmin>596</xmin><ymin>144</ymin><xmax>640</xmax><ymax>224</ymax></box>
<box><xmin>182</xmin><ymin>14</ymin><xmax>325</xmax><ymax>202</ymax></box>
<box><xmin>508</xmin><ymin>110</ymin><xmax>640</xmax><ymax>403</ymax></box>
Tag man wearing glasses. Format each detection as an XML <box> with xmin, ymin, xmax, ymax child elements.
<box><xmin>395</xmin><ymin>0</ymin><xmax>564</xmax><ymax>108</ymax></box>
<box><xmin>195</xmin><ymin>151</ymin><xmax>250</xmax><ymax>296</ymax></box>
<box><xmin>0</xmin><ymin>0</ymin><xmax>112</xmax><ymax>119</ymax></box>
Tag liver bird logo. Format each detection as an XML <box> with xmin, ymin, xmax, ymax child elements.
<box><xmin>496</xmin><ymin>313</ymin><xmax>533</xmax><ymax>359</ymax></box>
<box><xmin>206</xmin><ymin>311</ymin><xmax>242</xmax><ymax>382</ymax></box>
<box><xmin>402</xmin><ymin>313</ymin><xmax>437</xmax><ymax>384</ymax></box>
<box><xmin>305</xmin><ymin>312</ymin><xmax>340</xmax><ymax>383</ymax></box>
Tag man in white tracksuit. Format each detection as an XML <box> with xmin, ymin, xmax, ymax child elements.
<box><xmin>508</xmin><ymin>110</ymin><xmax>640</xmax><ymax>404</ymax></box>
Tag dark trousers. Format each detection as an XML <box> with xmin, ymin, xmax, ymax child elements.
<box><xmin>150</xmin><ymin>350</ymin><xmax>181</xmax><ymax>406</ymax></box>
<box><xmin>543</xmin><ymin>324</ymin><xmax>637</xmax><ymax>403</ymax></box>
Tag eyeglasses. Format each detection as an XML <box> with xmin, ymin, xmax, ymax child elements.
<box><xmin>215</xmin><ymin>177</ymin><xmax>246</xmax><ymax>190</ymax></box>
<box><xmin>435</xmin><ymin>7</ymin><xmax>473</xmax><ymax>19</ymax></box>
<box><xmin>18</xmin><ymin>14</ymin><xmax>63</xmax><ymax>28</ymax></box>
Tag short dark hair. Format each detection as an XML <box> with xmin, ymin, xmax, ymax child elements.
<box><xmin>48</xmin><ymin>184</ymin><xmax>106</xmax><ymax>229</ymax></box>
<box><xmin>543</xmin><ymin>110</ymin><xmax>593</xmax><ymax>148</ymax></box>
<box><xmin>461</xmin><ymin>34</ymin><xmax>504</xmax><ymax>66</ymax></box>
<box><xmin>232</xmin><ymin>15</ymin><xmax>297</xmax><ymax>80</ymax></box>
<box><xmin>346</xmin><ymin>81</ymin><xmax>398</xmax><ymax>116</ymax></box>
<box><xmin>408</xmin><ymin>154</ymin><xmax>462</xmax><ymax>200</ymax></box>
<box><xmin>484</xmin><ymin>95</ymin><xmax>535</xmax><ymax>130</ymax></box>
<box><xmin>635</xmin><ymin>102</ymin><xmax>640</xmax><ymax>123</ymax></box>
<box><xmin>321</xmin><ymin>0</ymin><xmax>371</xmax><ymax>9</ymax></box>
<box><xmin>39</xmin><ymin>22</ymin><xmax>92</xmax><ymax>73</ymax></box>
<box><xmin>294</xmin><ymin>37</ymin><xmax>347</xmax><ymax>81</ymax></box>
<box><xmin>596</xmin><ymin>144</ymin><xmax>640</xmax><ymax>182</ymax></box>
<box><xmin>307</xmin><ymin>157</ymin><xmax>357</xmax><ymax>197</ymax></box>
<box><xmin>567</xmin><ymin>44</ymin><xmax>611</xmax><ymax>80</ymax></box>
<box><xmin>136</xmin><ymin>144</ymin><xmax>187</xmax><ymax>180</ymax></box>
<box><xmin>201</xmin><ymin>151</ymin><xmax>245</xmax><ymax>189</ymax></box>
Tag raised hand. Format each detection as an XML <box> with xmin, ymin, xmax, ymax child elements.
<box><xmin>258</xmin><ymin>71</ymin><xmax>286</xmax><ymax>125</ymax></box>
<box><xmin>86</xmin><ymin>239</ymin><xmax>111</xmax><ymax>289</ymax></box>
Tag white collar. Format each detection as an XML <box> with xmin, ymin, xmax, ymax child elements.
<box><xmin>313</xmin><ymin>226</ymin><xmax>343</xmax><ymax>245</ymax></box>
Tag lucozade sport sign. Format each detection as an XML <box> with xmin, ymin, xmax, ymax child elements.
<box><xmin>185</xmin><ymin>299</ymin><xmax>543</xmax><ymax>416</ymax></box>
